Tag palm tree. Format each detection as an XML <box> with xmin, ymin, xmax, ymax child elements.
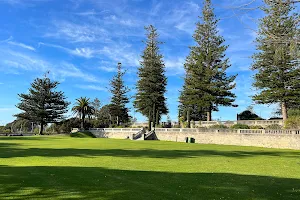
<box><xmin>72</xmin><ymin>97</ymin><xmax>95</xmax><ymax>129</ymax></box>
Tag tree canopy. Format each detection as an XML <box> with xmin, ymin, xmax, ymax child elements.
<box><xmin>15</xmin><ymin>75</ymin><xmax>69</xmax><ymax>135</ymax></box>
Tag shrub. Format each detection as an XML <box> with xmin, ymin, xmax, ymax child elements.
<box><xmin>210</xmin><ymin>124</ymin><xmax>228</xmax><ymax>129</ymax></box>
<box><xmin>250</xmin><ymin>125</ymin><xmax>264</xmax><ymax>129</ymax></box>
<box><xmin>284</xmin><ymin>116</ymin><xmax>300</xmax><ymax>129</ymax></box>
<box><xmin>33</xmin><ymin>127</ymin><xmax>40</xmax><ymax>134</ymax></box>
<box><xmin>231</xmin><ymin>124</ymin><xmax>250</xmax><ymax>129</ymax></box>
<box><xmin>266</xmin><ymin>124</ymin><xmax>282</xmax><ymax>130</ymax></box>
<box><xmin>71</xmin><ymin>131</ymin><xmax>96</xmax><ymax>138</ymax></box>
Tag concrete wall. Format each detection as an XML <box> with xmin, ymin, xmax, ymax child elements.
<box><xmin>88</xmin><ymin>128</ymin><xmax>300</xmax><ymax>150</ymax></box>
<box><xmin>89</xmin><ymin>128</ymin><xmax>143</xmax><ymax>140</ymax></box>
<box><xmin>195</xmin><ymin>120</ymin><xmax>284</xmax><ymax>128</ymax></box>
<box><xmin>155</xmin><ymin>131</ymin><xmax>300</xmax><ymax>150</ymax></box>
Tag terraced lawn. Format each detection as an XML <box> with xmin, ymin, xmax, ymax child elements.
<box><xmin>0</xmin><ymin>136</ymin><xmax>300</xmax><ymax>199</ymax></box>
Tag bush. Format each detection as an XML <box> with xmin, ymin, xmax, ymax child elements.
<box><xmin>33</xmin><ymin>127</ymin><xmax>40</xmax><ymax>134</ymax></box>
<box><xmin>231</xmin><ymin>124</ymin><xmax>250</xmax><ymax>129</ymax></box>
<box><xmin>210</xmin><ymin>124</ymin><xmax>228</xmax><ymax>129</ymax></box>
<box><xmin>284</xmin><ymin>116</ymin><xmax>300</xmax><ymax>129</ymax></box>
<box><xmin>266</xmin><ymin>124</ymin><xmax>282</xmax><ymax>130</ymax></box>
<box><xmin>250</xmin><ymin>125</ymin><xmax>264</xmax><ymax>129</ymax></box>
<box><xmin>71</xmin><ymin>131</ymin><xmax>96</xmax><ymax>138</ymax></box>
<box><xmin>288</xmin><ymin>109</ymin><xmax>300</xmax><ymax>117</ymax></box>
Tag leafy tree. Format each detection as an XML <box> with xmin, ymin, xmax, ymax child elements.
<box><xmin>91</xmin><ymin>98</ymin><xmax>101</xmax><ymax>119</ymax></box>
<box><xmin>15</xmin><ymin>75</ymin><xmax>69</xmax><ymax>135</ymax></box>
<box><xmin>178</xmin><ymin>104</ymin><xmax>206</xmax><ymax>128</ymax></box>
<box><xmin>134</xmin><ymin>25</ymin><xmax>168</xmax><ymax>130</ymax></box>
<box><xmin>231</xmin><ymin>124</ymin><xmax>250</xmax><ymax>129</ymax></box>
<box><xmin>72</xmin><ymin>97</ymin><xmax>95</xmax><ymax>129</ymax></box>
<box><xmin>98</xmin><ymin>104</ymin><xmax>113</xmax><ymax>128</ymax></box>
<box><xmin>5</xmin><ymin>118</ymin><xmax>32</xmax><ymax>133</ymax></box>
<box><xmin>109</xmin><ymin>63</ymin><xmax>130</xmax><ymax>126</ymax></box>
<box><xmin>252</xmin><ymin>0</ymin><xmax>300</xmax><ymax>120</ymax></box>
<box><xmin>237</xmin><ymin>110</ymin><xmax>263</xmax><ymax>120</ymax></box>
<box><xmin>179</xmin><ymin>0</ymin><xmax>236</xmax><ymax>122</ymax></box>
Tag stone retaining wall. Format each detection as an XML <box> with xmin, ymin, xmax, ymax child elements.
<box><xmin>155</xmin><ymin>131</ymin><xmax>300</xmax><ymax>150</ymax></box>
<box><xmin>87</xmin><ymin>128</ymin><xmax>300</xmax><ymax>150</ymax></box>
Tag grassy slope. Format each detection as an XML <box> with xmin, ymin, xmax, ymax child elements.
<box><xmin>71</xmin><ymin>131</ymin><xmax>96</xmax><ymax>138</ymax></box>
<box><xmin>0</xmin><ymin>137</ymin><xmax>300</xmax><ymax>200</ymax></box>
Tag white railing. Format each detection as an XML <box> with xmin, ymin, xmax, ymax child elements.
<box><xmin>76</xmin><ymin>127</ymin><xmax>300</xmax><ymax>135</ymax></box>
<box><xmin>89</xmin><ymin>128</ymin><xmax>143</xmax><ymax>132</ymax></box>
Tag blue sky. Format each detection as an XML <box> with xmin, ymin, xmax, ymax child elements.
<box><xmin>0</xmin><ymin>0</ymin><xmax>286</xmax><ymax>125</ymax></box>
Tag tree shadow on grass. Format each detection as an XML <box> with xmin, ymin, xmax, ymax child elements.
<box><xmin>0</xmin><ymin>165</ymin><xmax>299</xmax><ymax>200</ymax></box>
<box><xmin>0</xmin><ymin>136</ymin><xmax>67</xmax><ymax>141</ymax></box>
<box><xmin>0</xmin><ymin>143</ymin><xmax>300</xmax><ymax>159</ymax></box>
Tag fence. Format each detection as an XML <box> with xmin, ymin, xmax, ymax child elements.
<box><xmin>197</xmin><ymin>120</ymin><xmax>284</xmax><ymax>128</ymax></box>
<box><xmin>154</xmin><ymin>128</ymin><xmax>299</xmax><ymax>135</ymax></box>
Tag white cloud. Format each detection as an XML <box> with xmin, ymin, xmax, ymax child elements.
<box><xmin>76</xmin><ymin>10</ymin><xmax>106</xmax><ymax>16</ymax></box>
<box><xmin>169</xmin><ymin>1</ymin><xmax>200</xmax><ymax>34</ymax></box>
<box><xmin>0</xmin><ymin>0</ymin><xmax>52</xmax><ymax>6</ymax></box>
<box><xmin>1</xmin><ymin>37</ymin><xmax>35</xmax><ymax>51</ymax></box>
<box><xmin>55</xmin><ymin>62</ymin><xmax>99</xmax><ymax>82</ymax></box>
<box><xmin>39</xmin><ymin>42</ymin><xmax>96</xmax><ymax>58</ymax></box>
<box><xmin>99</xmin><ymin>44</ymin><xmax>140</xmax><ymax>67</ymax></box>
<box><xmin>165</xmin><ymin>57</ymin><xmax>185</xmax><ymax>75</ymax></box>
<box><xmin>99</xmin><ymin>66</ymin><xmax>117</xmax><ymax>72</ymax></box>
<box><xmin>7</xmin><ymin>41</ymin><xmax>36</xmax><ymax>51</ymax></box>
<box><xmin>0</xmin><ymin>49</ymin><xmax>99</xmax><ymax>82</ymax></box>
<box><xmin>76</xmin><ymin>84</ymin><xmax>107</xmax><ymax>91</ymax></box>
<box><xmin>46</xmin><ymin>20</ymin><xmax>110</xmax><ymax>43</ymax></box>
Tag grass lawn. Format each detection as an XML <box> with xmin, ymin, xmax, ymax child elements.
<box><xmin>0</xmin><ymin>137</ymin><xmax>300</xmax><ymax>199</ymax></box>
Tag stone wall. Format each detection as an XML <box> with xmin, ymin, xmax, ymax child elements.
<box><xmin>155</xmin><ymin>130</ymin><xmax>300</xmax><ymax>150</ymax></box>
<box><xmin>87</xmin><ymin>128</ymin><xmax>300</xmax><ymax>150</ymax></box>
<box><xmin>89</xmin><ymin>128</ymin><xmax>144</xmax><ymax>140</ymax></box>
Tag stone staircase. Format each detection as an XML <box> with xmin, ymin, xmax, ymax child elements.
<box><xmin>132</xmin><ymin>130</ymin><xmax>158</xmax><ymax>141</ymax></box>
<box><xmin>144</xmin><ymin>130</ymin><xmax>158</xmax><ymax>140</ymax></box>
<box><xmin>132</xmin><ymin>129</ymin><xmax>146</xmax><ymax>140</ymax></box>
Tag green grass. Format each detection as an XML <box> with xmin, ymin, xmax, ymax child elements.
<box><xmin>0</xmin><ymin>137</ymin><xmax>300</xmax><ymax>199</ymax></box>
<box><xmin>70</xmin><ymin>131</ymin><xmax>96</xmax><ymax>138</ymax></box>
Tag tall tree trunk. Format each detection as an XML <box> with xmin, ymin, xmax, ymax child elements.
<box><xmin>155</xmin><ymin>110</ymin><xmax>159</xmax><ymax>127</ymax></box>
<box><xmin>81</xmin><ymin>113</ymin><xmax>85</xmax><ymax>130</ymax></box>
<box><xmin>148</xmin><ymin>110</ymin><xmax>152</xmax><ymax>131</ymax></box>
<box><xmin>207</xmin><ymin>110</ymin><xmax>212</xmax><ymax>121</ymax></box>
<box><xmin>39</xmin><ymin>121</ymin><xmax>44</xmax><ymax>135</ymax></box>
<box><xmin>282</xmin><ymin>101</ymin><xmax>288</xmax><ymax>121</ymax></box>
<box><xmin>152</xmin><ymin>103</ymin><xmax>156</xmax><ymax>128</ymax></box>
<box><xmin>187</xmin><ymin>109</ymin><xmax>191</xmax><ymax>128</ymax></box>
<box><xmin>117</xmin><ymin>116</ymin><xmax>119</xmax><ymax>126</ymax></box>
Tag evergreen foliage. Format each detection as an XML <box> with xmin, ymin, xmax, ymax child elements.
<box><xmin>252</xmin><ymin>0</ymin><xmax>300</xmax><ymax>120</ymax></box>
<box><xmin>72</xmin><ymin>97</ymin><xmax>95</xmax><ymax>130</ymax></box>
<box><xmin>15</xmin><ymin>75</ymin><xmax>69</xmax><ymax>135</ymax></box>
<box><xmin>237</xmin><ymin>110</ymin><xmax>263</xmax><ymax>120</ymax></box>
<box><xmin>109</xmin><ymin>63</ymin><xmax>130</xmax><ymax>126</ymax></box>
<box><xmin>179</xmin><ymin>0</ymin><xmax>236</xmax><ymax>123</ymax></box>
<box><xmin>134</xmin><ymin>25</ymin><xmax>168</xmax><ymax>130</ymax></box>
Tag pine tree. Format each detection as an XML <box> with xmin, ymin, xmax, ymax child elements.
<box><xmin>15</xmin><ymin>75</ymin><xmax>69</xmax><ymax>135</ymax></box>
<box><xmin>252</xmin><ymin>0</ymin><xmax>300</xmax><ymax>120</ymax></box>
<box><xmin>134</xmin><ymin>25</ymin><xmax>168</xmax><ymax>130</ymax></box>
<box><xmin>109</xmin><ymin>63</ymin><xmax>130</xmax><ymax>126</ymax></box>
<box><xmin>179</xmin><ymin>0</ymin><xmax>236</xmax><ymax>122</ymax></box>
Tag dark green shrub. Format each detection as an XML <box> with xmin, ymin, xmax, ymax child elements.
<box><xmin>284</xmin><ymin>116</ymin><xmax>300</xmax><ymax>129</ymax></box>
<box><xmin>231</xmin><ymin>124</ymin><xmax>250</xmax><ymax>129</ymax></box>
<box><xmin>250</xmin><ymin>125</ymin><xmax>264</xmax><ymax>129</ymax></box>
<box><xmin>266</xmin><ymin>124</ymin><xmax>282</xmax><ymax>130</ymax></box>
<box><xmin>71</xmin><ymin>131</ymin><xmax>96</xmax><ymax>138</ymax></box>
<box><xmin>210</xmin><ymin>124</ymin><xmax>228</xmax><ymax>129</ymax></box>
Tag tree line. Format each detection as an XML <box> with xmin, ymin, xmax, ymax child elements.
<box><xmin>10</xmin><ymin>0</ymin><xmax>299</xmax><ymax>134</ymax></box>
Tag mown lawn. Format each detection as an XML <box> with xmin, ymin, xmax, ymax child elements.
<box><xmin>0</xmin><ymin>136</ymin><xmax>300</xmax><ymax>200</ymax></box>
